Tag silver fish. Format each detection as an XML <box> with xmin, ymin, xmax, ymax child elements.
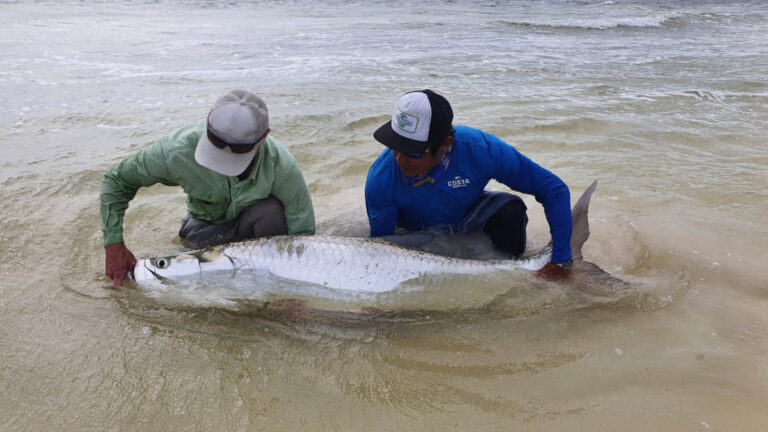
<box><xmin>133</xmin><ymin>181</ymin><xmax>601</xmax><ymax>295</ymax></box>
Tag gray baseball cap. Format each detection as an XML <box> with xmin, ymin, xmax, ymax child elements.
<box><xmin>195</xmin><ymin>90</ymin><xmax>269</xmax><ymax>176</ymax></box>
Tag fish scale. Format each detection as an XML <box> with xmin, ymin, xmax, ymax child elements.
<box><xmin>228</xmin><ymin>236</ymin><xmax>533</xmax><ymax>293</ymax></box>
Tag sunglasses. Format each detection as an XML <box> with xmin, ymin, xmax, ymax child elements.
<box><xmin>206</xmin><ymin>127</ymin><xmax>268</xmax><ymax>154</ymax></box>
<box><xmin>392</xmin><ymin>149</ymin><xmax>427</xmax><ymax>159</ymax></box>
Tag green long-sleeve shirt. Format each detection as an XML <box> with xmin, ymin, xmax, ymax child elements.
<box><xmin>100</xmin><ymin>123</ymin><xmax>315</xmax><ymax>246</ymax></box>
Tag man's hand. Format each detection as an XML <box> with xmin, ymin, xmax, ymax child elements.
<box><xmin>105</xmin><ymin>242</ymin><xmax>137</xmax><ymax>289</ymax></box>
<box><xmin>536</xmin><ymin>262</ymin><xmax>570</xmax><ymax>281</ymax></box>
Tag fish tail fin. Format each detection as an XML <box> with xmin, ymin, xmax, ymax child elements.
<box><xmin>570</xmin><ymin>180</ymin><xmax>598</xmax><ymax>263</ymax></box>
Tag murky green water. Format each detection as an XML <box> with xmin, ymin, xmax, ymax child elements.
<box><xmin>1</xmin><ymin>1</ymin><xmax>767</xmax><ymax>430</ymax></box>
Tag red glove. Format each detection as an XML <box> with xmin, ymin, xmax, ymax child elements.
<box><xmin>105</xmin><ymin>242</ymin><xmax>137</xmax><ymax>289</ymax></box>
<box><xmin>536</xmin><ymin>262</ymin><xmax>570</xmax><ymax>281</ymax></box>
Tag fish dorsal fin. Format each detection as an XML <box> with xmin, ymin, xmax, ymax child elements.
<box><xmin>570</xmin><ymin>181</ymin><xmax>598</xmax><ymax>263</ymax></box>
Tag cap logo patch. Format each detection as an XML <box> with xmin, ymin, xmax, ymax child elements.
<box><xmin>394</xmin><ymin>108</ymin><xmax>419</xmax><ymax>134</ymax></box>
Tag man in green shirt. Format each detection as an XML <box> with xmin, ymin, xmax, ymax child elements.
<box><xmin>100</xmin><ymin>90</ymin><xmax>315</xmax><ymax>288</ymax></box>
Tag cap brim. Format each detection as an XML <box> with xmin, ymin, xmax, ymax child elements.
<box><xmin>373</xmin><ymin>121</ymin><xmax>432</xmax><ymax>154</ymax></box>
<box><xmin>195</xmin><ymin>133</ymin><xmax>258</xmax><ymax>177</ymax></box>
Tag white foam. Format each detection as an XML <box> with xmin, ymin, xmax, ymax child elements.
<box><xmin>500</xmin><ymin>12</ymin><xmax>681</xmax><ymax>30</ymax></box>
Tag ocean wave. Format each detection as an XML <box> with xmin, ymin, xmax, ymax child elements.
<box><xmin>521</xmin><ymin>117</ymin><xmax>638</xmax><ymax>136</ymax></box>
<box><xmin>496</xmin><ymin>12</ymin><xmax>683</xmax><ymax>30</ymax></box>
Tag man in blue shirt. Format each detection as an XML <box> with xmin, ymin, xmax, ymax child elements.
<box><xmin>365</xmin><ymin>89</ymin><xmax>572</xmax><ymax>279</ymax></box>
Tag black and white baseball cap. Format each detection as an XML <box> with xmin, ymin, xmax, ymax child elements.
<box><xmin>195</xmin><ymin>90</ymin><xmax>269</xmax><ymax>176</ymax></box>
<box><xmin>373</xmin><ymin>89</ymin><xmax>454</xmax><ymax>154</ymax></box>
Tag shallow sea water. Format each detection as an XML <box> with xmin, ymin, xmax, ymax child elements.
<box><xmin>1</xmin><ymin>1</ymin><xmax>767</xmax><ymax>430</ymax></box>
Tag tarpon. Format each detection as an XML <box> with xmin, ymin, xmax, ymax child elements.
<box><xmin>132</xmin><ymin>181</ymin><xmax>605</xmax><ymax>295</ymax></box>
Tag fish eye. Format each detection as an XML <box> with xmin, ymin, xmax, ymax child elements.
<box><xmin>155</xmin><ymin>258</ymin><xmax>170</xmax><ymax>269</ymax></box>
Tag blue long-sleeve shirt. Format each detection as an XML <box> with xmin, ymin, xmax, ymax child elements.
<box><xmin>365</xmin><ymin>126</ymin><xmax>572</xmax><ymax>264</ymax></box>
